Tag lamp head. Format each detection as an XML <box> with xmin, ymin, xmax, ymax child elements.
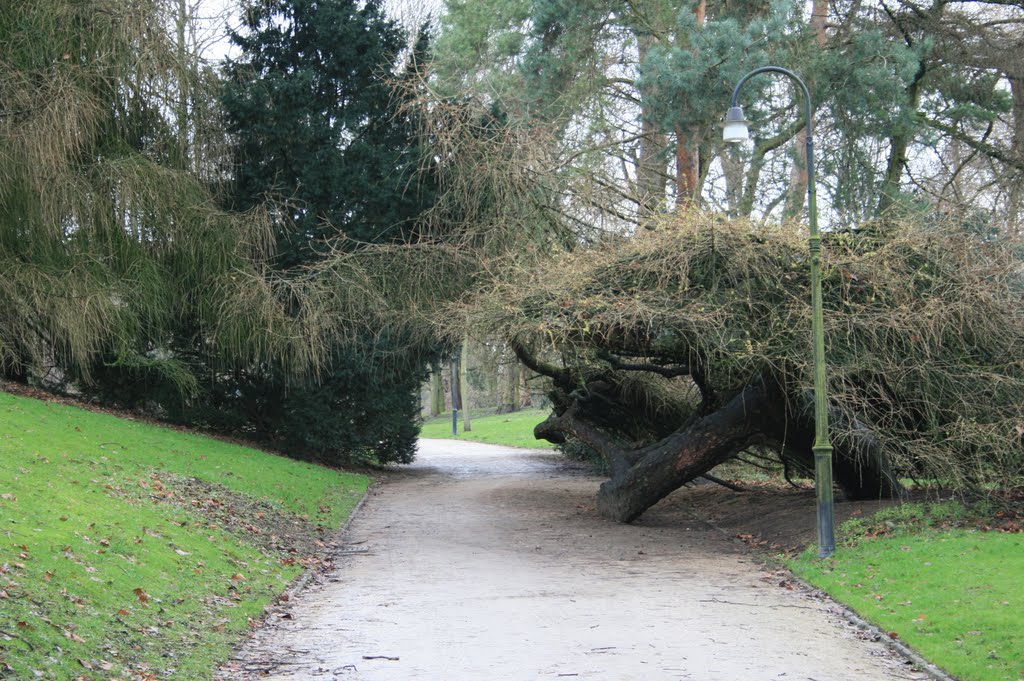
<box><xmin>722</xmin><ymin>106</ymin><xmax>750</xmax><ymax>143</ymax></box>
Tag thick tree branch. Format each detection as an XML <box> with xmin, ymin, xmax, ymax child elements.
<box><xmin>596</xmin><ymin>382</ymin><xmax>778</xmax><ymax>522</ymax></box>
<box><xmin>924</xmin><ymin>117</ymin><xmax>1024</xmax><ymax>171</ymax></box>
<box><xmin>598</xmin><ymin>351</ymin><xmax>693</xmax><ymax>378</ymax></box>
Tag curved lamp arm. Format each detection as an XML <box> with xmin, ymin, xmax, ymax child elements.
<box><xmin>728</xmin><ymin>66</ymin><xmax>816</xmax><ymax>238</ymax></box>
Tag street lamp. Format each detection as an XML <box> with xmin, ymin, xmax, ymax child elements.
<box><xmin>723</xmin><ymin>66</ymin><xmax>835</xmax><ymax>558</ymax></box>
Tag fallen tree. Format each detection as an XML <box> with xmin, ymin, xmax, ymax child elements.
<box><xmin>460</xmin><ymin>213</ymin><xmax>1024</xmax><ymax>521</ymax></box>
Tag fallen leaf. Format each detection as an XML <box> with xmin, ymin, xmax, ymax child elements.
<box><xmin>0</xmin><ymin>494</ymin><xmax>15</xmax><ymax>501</ymax></box>
<box><xmin>132</xmin><ymin>588</ymin><xmax>150</xmax><ymax>605</ymax></box>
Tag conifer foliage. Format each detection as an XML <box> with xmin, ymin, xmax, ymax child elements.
<box><xmin>218</xmin><ymin>0</ymin><xmax>437</xmax><ymax>464</ymax></box>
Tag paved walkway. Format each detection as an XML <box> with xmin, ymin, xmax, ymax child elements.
<box><xmin>223</xmin><ymin>439</ymin><xmax>926</xmax><ymax>681</ymax></box>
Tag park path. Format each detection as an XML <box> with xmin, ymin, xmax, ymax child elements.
<box><xmin>222</xmin><ymin>439</ymin><xmax>926</xmax><ymax>681</ymax></box>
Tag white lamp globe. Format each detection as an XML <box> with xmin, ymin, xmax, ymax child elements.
<box><xmin>722</xmin><ymin>106</ymin><xmax>750</xmax><ymax>143</ymax></box>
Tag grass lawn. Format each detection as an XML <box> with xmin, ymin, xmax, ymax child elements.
<box><xmin>0</xmin><ymin>391</ymin><xmax>369</xmax><ymax>680</ymax></box>
<box><xmin>789</xmin><ymin>503</ymin><xmax>1023</xmax><ymax>681</ymax></box>
<box><xmin>420</xmin><ymin>409</ymin><xmax>555</xmax><ymax>449</ymax></box>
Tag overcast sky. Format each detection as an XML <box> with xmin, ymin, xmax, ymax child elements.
<box><xmin>195</xmin><ymin>0</ymin><xmax>444</xmax><ymax>63</ymax></box>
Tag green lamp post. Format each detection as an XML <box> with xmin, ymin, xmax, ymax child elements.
<box><xmin>723</xmin><ymin>66</ymin><xmax>836</xmax><ymax>558</ymax></box>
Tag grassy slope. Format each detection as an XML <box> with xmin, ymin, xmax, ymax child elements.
<box><xmin>0</xmin><ymin>392</ymin><xmax>368</xmax><ymax>680</ymax></box>
<box><xmin>790</xmin><ymin>504</ymin><xmax>1023</xmax><ymax>681</ymax></box>
<box><xmin>419</xmin><ymin>409</ymin><xmax>554</xmax><ymax>449</ymax></box>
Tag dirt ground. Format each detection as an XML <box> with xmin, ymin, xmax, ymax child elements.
<box><xmin>220</xmin><ymin>439</ymin><xmax>929</xmax><ymax>681</ymax></box>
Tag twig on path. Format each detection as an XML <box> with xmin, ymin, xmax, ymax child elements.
<box><xmin>698</xmin><ymin>596</ymin><xmax>826</xmax><ymax>612</ymax></box>
<box><xmin>362</xmin><ymin>655</ymin><xmax>400</xmax><ymax>661</ymax></box>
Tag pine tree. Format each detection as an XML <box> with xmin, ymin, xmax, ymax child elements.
<box><xmin>224</xmin><ymin>0</ymin><xmax>427</xmax><ymax>262</ymax></box>
<box><xmin>219</xmin><ymin>1</ymin><xmax>438</xmax><ymax>464</ymax></box>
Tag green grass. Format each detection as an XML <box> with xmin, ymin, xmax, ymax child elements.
<box><xmin>790</xmin><ymin>502</ymin><xmax>1024</xmax><ymax>681</ymax></box>
<box><xmin>420</xmin><ymin>409</ymin><xmax>555</xmax><ymax>449</ymax></box>
<box><xmin>0</xmin><ymin>392</ymin><xmax>369</xmax><ymax>680</ymax></box>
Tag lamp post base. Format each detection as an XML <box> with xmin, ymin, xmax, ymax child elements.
<box><xmin>814</xmin><ymin>445</ymin><xmax>835</xmax><ymax>557</ymax></box>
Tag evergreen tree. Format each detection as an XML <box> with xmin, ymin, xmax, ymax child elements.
<box><xmin>218</xmin><ymin>1</ymin><xmax>438</xmax><ymax>464</ymax></box>
<box><xmin>224</xmin><ymin>0</ymin><xmax>427</xmax><ymax>262</ymax></box>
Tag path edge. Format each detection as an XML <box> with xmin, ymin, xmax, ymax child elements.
<box><xmin>686</xmin><ymin>503</ymin><xmax>958</xmax><ymax>681</ymax></box>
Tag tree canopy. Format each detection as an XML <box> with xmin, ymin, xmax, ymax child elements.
<box><xmin>214</xmin><ymin>0</ymin><xmax>440</xmax><ymax>464</ymax></box>
<box><xmin>453</xmin><ymin>213</ymin><xmax>1024</xmax><ymax>519</ymax></box>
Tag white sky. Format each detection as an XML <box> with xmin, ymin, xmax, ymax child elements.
<box><xmin>195</xmin><ymin>0</ymin><xmax>444</xmax><ymax>63</ymax></box>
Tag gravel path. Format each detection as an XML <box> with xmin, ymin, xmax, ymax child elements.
<box><xmin>222</xmin><ymin>439</ymin><xmax>927</xmax><ymax>681</ymax></box>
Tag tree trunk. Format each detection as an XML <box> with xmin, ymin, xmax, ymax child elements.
<box><xmin>673</xmin><ymin>0</ymin><xmax>706</xmax><ymax>212</ymax></box>
<box><xmin>594</xmin><ymin>383</ymin><xmax>776</xmax><ymax>522</ymax></box>
<box><xmin>519</xmin><ymin>366</ymin><xmax>532</xmax><ymax>408</ymax></box>
<box><xmin>536</xmin><ymin>379</ymin><xmax>902</xmax><ymax>523</ymax></box>
<box><xmin>1009</xmin><ymin>76</ymin><xmax>1024</xmax><ymax>230</ymax></box>
<box><xmin>429</xmin><ymin>369</ymin><xmax>444</xmax><ymax>416</ymax></box>
<box><xmin>878</xmin><ymin>1</ymin><xmax>943</xmax><ymax>215</ymax></box>
<box><xmin>460</xmin><ymin>337</ymin><xmax>472</xmax><ymax>432</ymax></box>
<box><xmin>675</xmin><ymin>125</ymin><xmax>700</xmax><ymax>209</ymax></box>
<box><xmin>450</xmin><ymin>354</ymin><xmax>462</xmax><ymax>412</ymax></box>
<box><xmin>499</xmin><ymin>355</ymin><xmax>521</xmax><ymax>414</ymax></box>
<box><xmin>783</xmin><ymin>0</ymin><xmax>827</xmax><ymax>221</ymax></box>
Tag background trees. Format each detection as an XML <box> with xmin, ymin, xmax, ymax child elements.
<box><xmin>432</xmin><ymin>0</ymin><xmax>1024</xmax><ymax>228</ymax></box>
<box><xmin>1</xmin><ymin>0</ymin><xmax>439</xmax><ymax>466</ymax></box>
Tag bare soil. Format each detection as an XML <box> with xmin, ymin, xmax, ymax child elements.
<box><xmin>220</xmin><ymin>440</ymin><xmax>929</xmax><ymax>681</ymax></box>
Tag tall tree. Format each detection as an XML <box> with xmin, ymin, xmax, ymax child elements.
<box><xmin>219</xmin><ymin>1</ymin><xmax>438</xmax><ymax>464</ymax></box>
<box><xmin>434</xmin><ymin>0</ymin><xmax>1023</xmax><ymax>228</ymax></box>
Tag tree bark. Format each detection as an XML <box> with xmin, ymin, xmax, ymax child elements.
<box><xmin>450</xmin><ymin>354</ymin><xmax>462</xmax><ymax>412</ymax></box>
<box><xmin>765</xmin><ymin>398</ymin><xmax>904</xmax><ymax>501</ymax></box>
<box><xmin>595</xmin><ymin>383</ymin><xmax>776</xmax><ymax>522</ymax></box>
<box><xmin>783</xmin><ymin>0</ymin><xmax>827</xmax><ymax>221</ymax></box>
<box><xmin>1009</xmin><ymin>75</ymin><xmax>1024</xmax><ymax>229</ymax></box>
<box><xmin>673</xmin><ymin>0</ymin><xmax>707</xmax><ymax>211</ymax></box>
<box><xmin>429</xmin><ymin>369</ymin><xmax>444</xmax><ymax>417</ymax></box>
<box><xmin>460</xmin><ymin>337</ymin><xmax>472</xmax><ymax>432</ymax></box>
